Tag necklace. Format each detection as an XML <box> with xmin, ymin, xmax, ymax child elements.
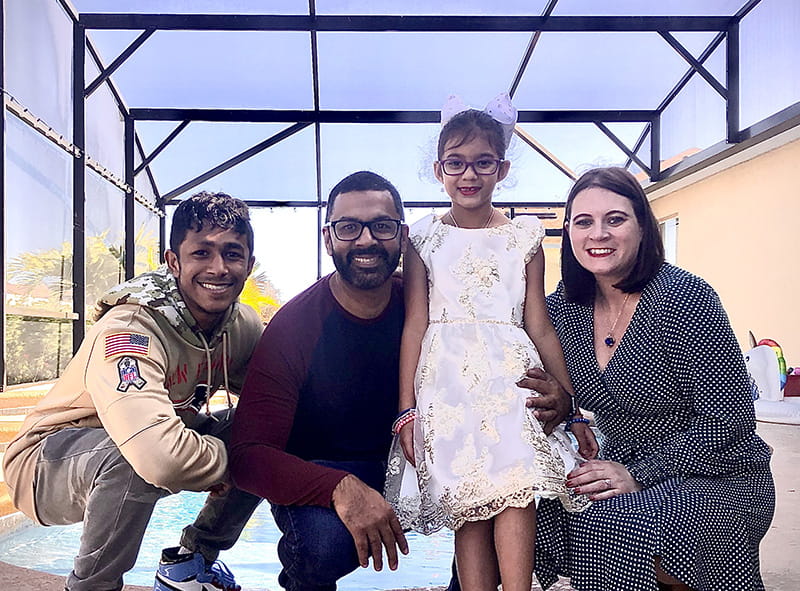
<box><xmin>449</xmin><ymin>208</ymin><xmax>494</xmax><ymax>229</ymax></box>
<box><xmin>603</xmin><ymin>293</ymin><xmax>631</xmax><ymax>348</ymax></box>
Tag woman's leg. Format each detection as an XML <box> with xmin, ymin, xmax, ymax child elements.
<box><xmin>494</xmin><ymin>504</ymin><xmax>537</xmax><ymax>591</ymax></box>
<box><xmin>454</xmin><ymin>519</ymin><xmax>499</xmax><ymax>591</ymax></box>
<box><xmin>655</xmin><ymin>557</ymin><xmax>694</xmax><ymax>591</ymax></box>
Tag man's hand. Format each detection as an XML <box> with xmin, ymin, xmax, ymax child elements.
<box><xmin>207</xmin><ymin>478</ymin><xmax>233</xmax><ymax>497</ymax></box>
<box><xmin>331</xmin><ymin>474</ymin><xmax>409</xmax><ymax>571</ymax></box>
<box><xmin>518</xmin><ymin>367</ymin><xmax>573</xmax><ymax>434</ymax></box>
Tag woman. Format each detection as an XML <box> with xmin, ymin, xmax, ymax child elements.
<box><xmin>535</xmin><ymin>167</ymin><xmax>775</xmax><ymax>591</ymax></box>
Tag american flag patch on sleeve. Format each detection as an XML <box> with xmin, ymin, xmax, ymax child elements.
<box><xmin>104</xmin><ymin>332</ymin><xmax>150</xmax><ymax>359</ymax></box>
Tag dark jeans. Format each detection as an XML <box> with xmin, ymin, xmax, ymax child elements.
<box><xmin>34</xmin><ymin>409</ymin><xmax>261</xmax><ymax>591</ymax></box>
<box><xmin>270</xmin><ymin>459</ymin><xmax>386</xmax><ymax>591</ymax></box>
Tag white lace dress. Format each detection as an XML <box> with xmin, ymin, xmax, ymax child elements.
<box><xmin>385</xmin><ymin>213</ymin><xmax>590</xmax><ymax>534</ymax></box>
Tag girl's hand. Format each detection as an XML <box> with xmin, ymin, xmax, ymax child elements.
<box><xmin>570</xmin><ymin>422</ymin><xmax>599</xmax><ymax>459</ymax></box>
<box><xmin>399</xmin><ymin>422</ymin><xmax>416</xmax><ymax>467</ymax></box>
<box><xmin>566</xmin><ymin>459</ymin><xmax>641</xmax><ymax>500</ymax></box>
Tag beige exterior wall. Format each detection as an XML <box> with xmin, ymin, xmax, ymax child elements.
<box><xmin>648</xmin><ymin>132</ymin><xmax>800</xmax><ymax>366</ymax></box>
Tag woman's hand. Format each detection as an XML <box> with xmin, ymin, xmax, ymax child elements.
<box><xmin>570</xmin><ymin>422</ymin><xmax>599</xmax><ymax>460</ymax></box>
<box><xmin>566</xmin><ymin>459</ymin><xmax>641</xmax><ymax>500</ymax></box>
<box><xmin>399</xmin><ymin>421</ymin><xmax>416</xmax><ymax>467</ymax></box>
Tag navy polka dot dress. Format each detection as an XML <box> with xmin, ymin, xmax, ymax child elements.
<box><xmin>535</xmin><ymin>264</ymin><xmax>775</xmax><ymax>591</ymax></box>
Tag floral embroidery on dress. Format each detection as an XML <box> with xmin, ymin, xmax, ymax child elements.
<box><xmin>451</xmin><ymin>244</ymin><xmax>500</xmax><ymax>319</ymax></box>
<box><xmin>460</xmin><ymin>333</ymin><xmax>490</xmax><ymax>391</ymax></box>
<box><xmin>503</xmin><ymin>341</ymin><xmax>534</xmax><ymax>379</ymax></box>
<box><xmin>416</xmin><ymin>331</ymin><xmax>439</xmax><ymax>389</ymax></box>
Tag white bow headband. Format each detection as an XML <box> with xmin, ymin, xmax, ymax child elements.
<box><xmin>440</xmin><ymin>93</ymin><xmax>518</xmax><ymax>149</ymax></box>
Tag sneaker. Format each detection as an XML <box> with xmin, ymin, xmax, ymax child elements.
<box><xmin>154</xmin><ymin>546</ymin><xmax>241</xmax><ymax>591</ymax></box>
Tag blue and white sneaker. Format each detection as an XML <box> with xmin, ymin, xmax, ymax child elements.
<box><xmin>153</xmin><ymin>546</ymin><xmax>241</xmax><ymax>591</ymax></box>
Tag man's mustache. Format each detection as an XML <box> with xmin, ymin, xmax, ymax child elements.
<box><xmin>347</xmin><ymin>247</ymin><xmax>388</xmax><ymax>263</ymax></box>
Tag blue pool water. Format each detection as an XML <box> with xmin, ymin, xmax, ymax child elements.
<box><xmin>0</xmin><ymin>491</ymin><xmax>454</xmax><ymax>590</ymax></box>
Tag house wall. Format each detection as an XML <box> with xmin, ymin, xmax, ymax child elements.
<box><xmin>649</xmin><ymin>132</ymin><xmax>800</xmax><ymax>366</ymax></box>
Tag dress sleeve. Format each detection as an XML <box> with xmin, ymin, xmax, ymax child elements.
<box><xmin>408</xmin><ymin>213</ymin><xmax>439</xmax><ymax>259</ymax></box>
<box><xmin>626</xmin><ymin>274</ymin><xmax>769</xmax><ymax>487</ymax></box>
<box><xmin>516</xmin><ymin>216</ymin><xmax>546</xmax><ymax>264</ymax></box>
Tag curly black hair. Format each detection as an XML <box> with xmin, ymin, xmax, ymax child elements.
<box><xmin>170</xmin><ymin>191</ymin><xmax>254</xmax><ymax>255</ymax></box>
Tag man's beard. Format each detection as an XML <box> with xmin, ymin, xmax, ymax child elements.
<box><xmin>332</xmin><ymin>245</ymin><xmax>400</xmax><ymax>290</ymax></box>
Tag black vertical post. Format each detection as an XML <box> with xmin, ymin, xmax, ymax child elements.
<box><xmin>159</xmin><ymin>205</ymin><xmax>166</xmax><ymax>262</ymax></box>
<box><xmin>315</xmin><ymin>122</ymin><xmax>323</xmax><ymax>280</ymax></box>
<box><xmin>726</xmin><ymin>21</ymin><xmax>740</xmax><ymax>143</ymax></box>
<box><xmin>0</xmin><ymin>0</ymin><xmax>6</xmax><ymax>389</ymax></box>
<box><xmin>72</xmin><ymin>22</ymin><xmax>86</xmax><ymax>353</ymax></box>
<box><xmin>124</xmin><ymin>115</ymin><xmax>135</xmax><ymax>279</ymax></box>
<box><xmin>650</xmin><ymin>114</ymin><xmax>661</xmax><ymax>182</ymax></box>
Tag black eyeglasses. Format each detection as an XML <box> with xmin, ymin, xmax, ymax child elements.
<box><xmin>438</xmin><ymin>158</ymin><xmax>503</xmax><ymax>176</ymax></box>
<box><xmin>327</xmin><ymin>219</ymin><xmax>402</xmax><ymax>241</ymax></box>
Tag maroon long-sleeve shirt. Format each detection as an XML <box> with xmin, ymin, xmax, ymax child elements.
<box><xmin>230</xmin><ymin>274</ymin><xmax>404</xmax><ymax>506</ymax></box>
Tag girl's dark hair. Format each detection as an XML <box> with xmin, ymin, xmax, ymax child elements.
<box><xmin>170</xmin><ymin>191</ymin><xmax>254</xmax><ymax>255</ymax></box>
<box><xmin>437</xmin><ymin>110</ymin><xmax>507</xmax><ymax>159</ymax></box>
<box><xmin>561</xmin><ymin>167</ymin><xmax>664</xmax><ymax>305</ymax></box>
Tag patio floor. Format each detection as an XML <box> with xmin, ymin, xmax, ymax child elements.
<box><xmin>0</xmin><ymin>397</ymin><xmax>797</xmax><ymax>590</ymax></box>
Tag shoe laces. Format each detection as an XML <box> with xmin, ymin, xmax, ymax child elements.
<box><xmin>198</xmin><ymin>559</ymin><xmax>241</xmax><ymax>591</ymax></box>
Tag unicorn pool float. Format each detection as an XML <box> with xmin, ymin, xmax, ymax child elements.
<box><xmin>745</xmin><ymin>334</ymin><xmax>800</xmax><ymax>424</ymax></box>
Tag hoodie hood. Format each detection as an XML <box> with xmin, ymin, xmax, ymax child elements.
<box><xmin>95</xmin><ymin>264</ymin><xmax>238</xmax><ymax>349</ymax></box>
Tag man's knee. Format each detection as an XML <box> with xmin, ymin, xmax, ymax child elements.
<box><xmin>274</xmin><ymin>506</ymin><xmax>359</xmax><ymax>585</ymax></box>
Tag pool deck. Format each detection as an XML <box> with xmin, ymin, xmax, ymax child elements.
<box><xmin>0</xmin><ymin>387</ymin><xmax>797</xmax><ymax>590</ymax></box>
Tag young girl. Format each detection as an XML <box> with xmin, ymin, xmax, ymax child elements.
<box><xmin>385</xmin><ymin>94</ymin><xmax>596</xmax><ymax>591</ymax></box>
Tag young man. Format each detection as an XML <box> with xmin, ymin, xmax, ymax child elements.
<box><xmin>229</xmin><ymin>171</ymin><xmax>573</xmax><ymax>591</ymax></box>
<box><xmin>3</xmin><ymin>191</ymin><xmax>264</xmax><ymax>591</ymax></box>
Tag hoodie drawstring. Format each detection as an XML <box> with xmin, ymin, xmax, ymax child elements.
<box><xmin>197</xmin><ymin>331</ymin><xmax>214</xmax><ymax>417</ymax></box>
<box><xmin>197</xmin><ymin>330</ymin><xmax>234</xmax><ymax>419</ymax></box>
<box><xmin>222</xmin><ymin>331</ymin><xmax>234</xmax><ymax>414</ymax></box>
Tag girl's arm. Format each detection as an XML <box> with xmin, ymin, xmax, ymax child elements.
<box><xmin>523</xmin><ymin>249</ymin><xmax>574</xmax><ymax>395</ymax></box>
<box><xmin>398</xmin><ymin>243</ymin><xmax>430</xmax><ymax>465</ymax></box>
<box><xmin>524</xmin><ymin>249</ymin><xmax>598</xmax><ymax>458</ymax></box>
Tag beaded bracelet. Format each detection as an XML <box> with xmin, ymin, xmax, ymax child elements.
<box><xmin>565</xmin><ymin>416</ymin><xmax>590</xmax><ymax>432</ymax></box>
<box><xmin>391</xmin><ymin>408</ymin><xmax>417</xmax><ymax>435</ymax></box>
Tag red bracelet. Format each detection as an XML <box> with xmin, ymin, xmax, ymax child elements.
<box><xmin>391</xmin><ymin>408</ymin><xmax>417</xmax><ymax>435</ymax></box>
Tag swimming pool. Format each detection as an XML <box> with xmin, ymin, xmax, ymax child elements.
<box><xmin>0</xmin><ymin>491</ymin><xmax>454</xmax><ymax>590</ymax></box>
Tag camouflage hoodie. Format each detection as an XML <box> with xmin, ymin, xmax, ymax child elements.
<box><xmin>3</xmin><ymin>265</ymin><xmax>263</xmax><ymax>523</ymax></box>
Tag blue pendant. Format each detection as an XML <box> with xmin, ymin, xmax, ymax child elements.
<box><xmin>604</xmin><ymin>336</ymin><xmax>615</xmax><ymax>347</ymax></box>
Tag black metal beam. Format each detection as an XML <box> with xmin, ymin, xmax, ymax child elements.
<box><xmin>627</xmin><ymin>32</ymin><xmax>726</xmax><ymax>169</ymax></box>
<box><xmin>658</xmin><ymin>31</ymin><xmax>726</xmax><ymax>99</ymax></box>
<box><xmin>161</xmin><ymin>122</ymin><xmax>313</xmax><ymax>201</ymax></box>
<box><xmin>650</xmin><ymin>115</ymin><xmax>661</xmax><ymax>182</ymax></box>
<box><xmin>134</xmin><ymin>133</ymin><xmax>162</xmax><ymax>204</ymax></box>
<box><xmin>85</xmin><ymin>28</ymin><xmax>155</xmax><ymax>98</ymax></box>
<box><xmin>508</xmin><ymin>0</ymin><xmax>559</xmax><ymax>98</ymax></box>
<box><xmin>658</xmin><ymin>33</ymin><xmax>726</xmax><ymax>115</ymax></box>
<box><xmin>124</xmin><ymin>115</ymin><xmax>135</xmax><ymax>279</ymax></box>
<box><xmin>309</xmin><ymin>1</ymin><xmax>324</xmax><ymax>279</ymax></box>
<box><xmin>85</xmin><ymin>38</ymin><xmax>129</xmax><ymax>118</ymax></box>
<box><xmin>79</xmin><ymin>14</ymin><xmax>732</xmax><ymax>32</ymax></box>
<box><xmin>727</xmin><ymin>21</ymin><xmax>740</xmax><ymax>143</ymax></box>
<box><xmin>594</xmin><ymin>121</ymin><xmax>652</xmax><ymax>177</ymax></box>
<box><xmin>72</xmin><ymin>22</ymin><xmax>87</xmax><ymax>353</ymax></box>
<box><xmin>130</xmin><ymin>108</ymin><xmax>655</xmax><ymax>124</ymax></box>
<box><xmin>134</xmin><ymin>119</ymin><xmax>190</xmax><ymax>176</ymax></box>
<box><xmin>734</xmin><ymin>0</ymin><xmax>763</xmax><ymax>22</ymax></box>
